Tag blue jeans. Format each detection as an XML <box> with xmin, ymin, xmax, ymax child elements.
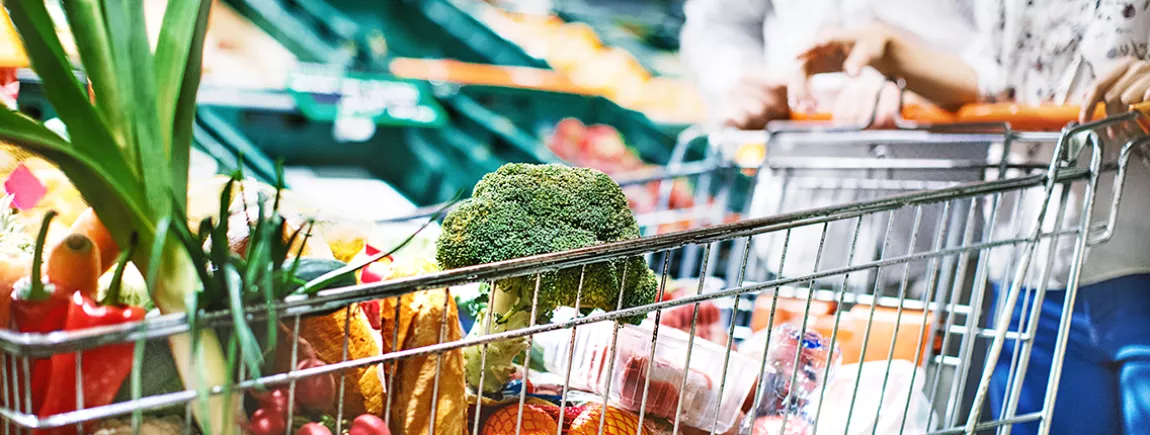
<box><xmin>989</xmin><ymin>274</ymin><xmax>1150</xmax><ymax>435</ymax></box>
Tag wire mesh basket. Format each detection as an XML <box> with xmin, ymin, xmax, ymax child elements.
<box><xmin>0</xmin><ymin>111</ymin><xmax>1143</xmax><ymax>435</ymax></box>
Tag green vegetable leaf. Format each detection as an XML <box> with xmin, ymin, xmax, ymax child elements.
<box><xmin>157</xmin><ymin>0</ymin><xmax>212</xmax><ymax>206</ymax></box>
<box><xmin>59</xmin><ymin>0</ymin><xmax>128</xmax><ymax>150</ymax></box>
<box><xmin>124</xmin><ymin>0</ymin><xmax>170</xmax><ymax>220</ymax></box>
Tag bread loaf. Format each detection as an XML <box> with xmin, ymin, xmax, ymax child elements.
<box><xmin>390</xmin><ymin>288</ymin><xmax>468</xmax><ymax>435</ymax></box>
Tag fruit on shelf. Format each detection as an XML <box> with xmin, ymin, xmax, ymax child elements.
<box><xmin>478</xmin><ymin>9</ymin><xmax>706</xmax><ymax>122</ymax></box>
<box><xmin>582</xmin><ymin>124</ymin><xmax>628</xmax><ymax>163</ymax></box>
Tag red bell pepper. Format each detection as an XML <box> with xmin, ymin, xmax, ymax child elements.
<box><xmin>7</xmin><ymin>280</ymin><xmax>70</xmax><ymax>414</ymax></box>
<box><xmin>35</xmin><ymin>291</ymin><xmax>145</xmax><ymax>434</ymax></box>
<box><xmin>6</xmin><ymin>211</ymin><xmax>68</xmax><ymax>414</ymax></box>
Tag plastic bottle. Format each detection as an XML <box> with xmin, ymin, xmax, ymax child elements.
<box><xmin>742</xmin><ymin>324</ymin><xmax>840</xmax><ymax>435</ymax></box>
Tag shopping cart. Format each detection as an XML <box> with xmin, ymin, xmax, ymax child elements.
<box><xmin>0</xmin><ymin>108</ymin><xmax>1142</xmax><ymax>435</ymax></box>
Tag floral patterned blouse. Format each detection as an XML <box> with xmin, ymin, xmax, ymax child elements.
<box><xmin>966</xmin><ymin>0</ymin><xmax>1150</xmax><ymax>104</ymax></box>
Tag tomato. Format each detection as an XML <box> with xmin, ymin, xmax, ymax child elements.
<box><xmin>249</xmin><ymin>408</ymin><xmax>287</xmax><ymax>435</ymax></box>
<box><xmin>295</xmin><ymin>359</ymin><xmax>336</xmax><ymax>413</ymax></box>
<box><xmin>253</xmin><ymin>388</ymin><xmax>295</xmax><ymax>415</ymax></box>
<box><xmin>349</xmin><ymin>414</ymin><xmax>390</xmax><ymax>435</ymax></box>
<box><xmin>296</xmin><ymin>422</ymin><xmax>333</xmax><ymax>435</ymax></box>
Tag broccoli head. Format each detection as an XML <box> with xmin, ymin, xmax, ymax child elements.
<box><xmin>436</xmin><ymin>163</ymin><xmax>659</xmax><ymax>394</ymax></box>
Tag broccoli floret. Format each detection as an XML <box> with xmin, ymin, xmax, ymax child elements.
<box><xmin>436</xmin><ymin>163</ymin><xmax>659</xmax><ymax>394</ymax></box>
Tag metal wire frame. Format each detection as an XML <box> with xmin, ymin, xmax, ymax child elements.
<box><xmin>0</xmin><ymin>117</ymin><xmax>1140</xmax><ymax>435</ymax></box>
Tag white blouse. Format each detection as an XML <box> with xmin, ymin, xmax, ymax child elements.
<box><xmin>967</xmin><ymin>0</ymin><xmax>1150</xmax><ymax>104</ymax></box>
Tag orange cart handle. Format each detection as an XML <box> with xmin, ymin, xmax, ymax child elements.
<box><xmin>793</xmin><ymin>102</ymin><xmax>1150</xmax><ymax>131</ymax></box>
<box><xmin>389</xmin><ymin>58</ymin><xmax>593</xmax><ymax>95</ymax></box>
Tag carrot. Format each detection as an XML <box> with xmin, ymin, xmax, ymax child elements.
<box><xmin>70</xmin><ymin>208</ymin><xmax>119</xmax><ymax>273</ymax></box>
<box><xmin>45</xmin><ymin>233</ymin><xmax>100</xmax><ymax>297</ymax></box>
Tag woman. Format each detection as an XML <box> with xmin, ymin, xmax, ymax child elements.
<box><xmin>794</xmin><ymin>1</ymin><xmax>1150</xmax><ymax>434</ymax></box>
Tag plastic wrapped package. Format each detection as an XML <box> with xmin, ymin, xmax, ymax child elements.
<box><xmin>815</xmin><ymin>360</ymin><xmax>935</xmax><ymax>435</ymax></box>
<box><xmin>537</xmin><ymin>322</ymin><xmax>758</xmax><ymax>433</ymax></box>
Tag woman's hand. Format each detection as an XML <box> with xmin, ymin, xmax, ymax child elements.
<box><xmin>1080</xmin><ymin>57</ymin><xmax>1150</xmax><ymax>122</ymax></box>
<box><xmin>721</xmin><ymin>73</ymin><xmax>790</xmax><ymax>130</ymax></box>
<box><xmin>792</xmin><ymin>24</ymin><xmax>900</xmax><ymax>110</ymax></box>
<box><xmin>831</xmin><ymin>74</ymin><xmax>902</xmax><ymax>128</ymax></box>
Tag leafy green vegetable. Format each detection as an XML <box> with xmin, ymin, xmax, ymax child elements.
<box><xmin>436</xmin><ymin>163</ymin><xmax>658</xmax><ymax>394</ymax></box>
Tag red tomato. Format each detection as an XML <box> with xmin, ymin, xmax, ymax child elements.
<box><xmin>295</xmin><ymin>359</ymin><xmax>336</xmax><ymax>413</ymax></box>
<box><xmin>296</xmin><ymin>423</ymin><xmax>333</xmax><ymax>435</ymax></box>
<box><xmin>249</xmin><ymin>408</ymin><xmax>287</xmax><ymax>435</ymax></box>
<box><xmin>253</xmin><ymin>388</ymin><xmax>295</xmax><ymax>415</ymax></box>
<box><xmin>349</xmin><ymin>414</ymin><xmax>390</xmax><ymax>435</ymax></box>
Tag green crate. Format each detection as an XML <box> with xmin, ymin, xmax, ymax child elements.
<box><xmin>196</xmin><ymin>87</ymin><xmax>530</xmax><ymax>206</ymax></box>
<box><xmin>454</xmin><ymin>85</ymin><xmax>685</xmax><ymax>164</ymax></box>
<box><xmin>249</xmin><ymin>0</ymin><xmax>687</xmax><ymax>160</ymax></box>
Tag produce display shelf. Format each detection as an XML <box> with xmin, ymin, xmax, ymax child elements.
<box><xmin>550</xmin><ymin>0</ymin><xmax>683</xmax><ymax>75</ymax></box>
<box><xmin>217</xmin><ymin>0</ymin><xmax>691</xmax><ymax>185</ymax></box>
<box><xmin>194</xmin><ymin>86</ymin><xmax>524</xmax><ymax>207</ymax></box>
<box><xmin>459</xmin><ymin>85</ymin><xmax>689</xmax><ymax>165</ymax></box>
<box><xmin>242</xmin><ymin>0</ymin><xmax>686</xmax><ymax>153</ymax></box>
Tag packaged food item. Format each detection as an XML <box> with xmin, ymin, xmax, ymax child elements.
<box><xmin>745</xmin><ymin>325</ymin><xmax>840</xmax><ymax>434</ymax></box>
<box><xmin>656</xmin><ymin>279</ymin><xmax>730</xmax><ymax>346</ymax></box>
<box><xmin>538</xmin><ymin>322</ymin><xmax>757</xmax><ymax>433</ymax></box>
<box><xmin>748</xmin><ymin>415</ymin><xmax>811</xmax><ymax>435</ymax></box>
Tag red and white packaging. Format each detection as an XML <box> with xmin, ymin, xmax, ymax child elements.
<box><xmin>535</xmin><ymin>322</ymin><xmax>757</xmax><ymax>433</ymax></box>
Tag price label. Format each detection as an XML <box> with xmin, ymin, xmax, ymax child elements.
<box><xmin>286</xmin><ymin>68</ymin><xmax>447</xmax><ymax>128</ymax></box>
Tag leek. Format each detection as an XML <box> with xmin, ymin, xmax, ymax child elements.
<box><xmin>0</xmin><ymin>0</ymin><xmax>234</xmax><ymax>432</ymax></box>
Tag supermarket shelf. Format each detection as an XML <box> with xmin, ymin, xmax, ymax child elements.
<box><xmin>552</xmin><ymin>0</ymin><xmax>682</xmax><ymax>75</ymax></box>
<box><xmin>195</xmin><ymin>85</ymin><xmax>521</xmax><ymax>206</ymax></box>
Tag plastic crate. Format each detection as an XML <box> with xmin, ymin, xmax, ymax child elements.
<box><xmin>195</xmin><ymin>86</ymin><xmax>524</xmax><ymax>206</ymax></box>
<box><xmin>261</xmin><ymin>0</ymin><xmax>685</xmax><ymax>159</ymax></box>
<box><xmin>453</xmin><ymin>85</ymin><xmax>685</xmax><ymax>165</ymax></box>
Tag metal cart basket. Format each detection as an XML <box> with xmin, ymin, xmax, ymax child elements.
<box><xmin>0</xmin><ymin>112</ymin><xmax>1143</xmax><ymax>435</ymax></box>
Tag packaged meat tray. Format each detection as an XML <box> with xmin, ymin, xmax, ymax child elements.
<box><xmin>537</xmin><ymin>321</ymin><xmax>757</xmax><ymax>433</ymax></box>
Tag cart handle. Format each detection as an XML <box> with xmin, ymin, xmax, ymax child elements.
<box><xmin>792</xmin><ymin>101</ymin><xmax>1150</xmax><ymax>131</ymax></box>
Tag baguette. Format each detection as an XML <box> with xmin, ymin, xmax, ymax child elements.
<box><xmin>376</xmin><ymin>259</ymin><xmax>468</xmax><ymax>435</ymax></box>
<box><xmin>390</xmin><ymin>288</ymin><xmax>468</xmax><ymax>435</ymax></box>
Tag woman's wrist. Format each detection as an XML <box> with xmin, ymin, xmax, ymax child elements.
<box><xmin>874</xmin><ymin>30</ymin><xmax>909</xmax><ymax>79</ymax></box>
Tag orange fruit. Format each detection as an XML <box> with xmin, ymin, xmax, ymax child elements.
<box><xmin>568</xmin><ymin>404</ymin><xmax>651</xmax><ymax>435</ymax></box>
<box><xmin>483</xmin><ymin>404</ymin><xmax>559</xmax><ymax>435</ymax></box>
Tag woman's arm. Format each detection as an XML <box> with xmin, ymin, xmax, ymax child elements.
<box><xmin>793</xmin><ymin>24</ymin><xmax>982</xmax><ymax>111</ymax></box>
